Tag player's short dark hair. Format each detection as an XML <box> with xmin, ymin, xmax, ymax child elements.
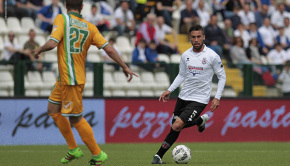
<box><xmin>188</xmin><ymin>24</ymin><xmax>204</xmax><ymax>35</ymax></box>
<box><xmin>66</xmin><ymin>0</ymin><xmax>83</xmax><ymax>13</ymax></box>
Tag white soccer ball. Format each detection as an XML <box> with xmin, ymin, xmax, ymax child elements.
<box><xmin>172</xmin><ymin>145</ymin><xmax>191</xmax><ymax>164</ymax></box>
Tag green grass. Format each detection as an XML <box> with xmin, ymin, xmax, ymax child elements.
<box><xmin>1</xmin><ymin>142</ymin><xmax>290</xmax><ymax>166</ymax></box>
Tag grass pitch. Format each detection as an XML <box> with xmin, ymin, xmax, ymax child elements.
<box><xmin>1</xmin><ymin>142</ymin><xmax>290</xmax><ymax>166</ymax></box>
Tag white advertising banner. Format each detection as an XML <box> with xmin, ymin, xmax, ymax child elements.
<box><xmin>0</xmin><ymin>99</ymin><xmax>105</xmax><ymax>145</ymax></box>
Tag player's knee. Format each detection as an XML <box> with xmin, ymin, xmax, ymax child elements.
<box><xmin>172</xmin><ymin>122</ymin><xmax>183</xmax><ymax>132</ymax></box>
<box><xmin>47</xmin><ymin>107</ymin><xmax>57</xmax><ymax>115</ymax></box>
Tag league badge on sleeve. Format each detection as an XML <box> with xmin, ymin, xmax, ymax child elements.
<box><xmin>218</xmin><ymin>61</ymin><xmax>223</xmax><ymax>68</ymax></box>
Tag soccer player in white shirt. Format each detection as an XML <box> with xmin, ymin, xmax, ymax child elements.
<box><xmin>152</xmin><ymin>25</ymin><xmax>226</xmax><ymax>164</ymax></box>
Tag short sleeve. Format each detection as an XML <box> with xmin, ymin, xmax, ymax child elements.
<box><xmin>91</xmin><ymin>26</ymin><xmax>108</xmax><ymax>49</ymax></box>
<box><xmin>49</xmin><ymin>14</ymin><xmax>65</xmax><ymax>43</ymax></box>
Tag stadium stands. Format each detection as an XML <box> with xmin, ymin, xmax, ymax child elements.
<box><xmin>0</xmin><ymin>0</ymin><xmax>288</xmax><ymax>98</ymax></box>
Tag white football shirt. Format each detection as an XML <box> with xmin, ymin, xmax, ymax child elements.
<box><xmin>168</xmin><ymin>45</ymin><xmax>226</xmax><ymax>104</ymax></box>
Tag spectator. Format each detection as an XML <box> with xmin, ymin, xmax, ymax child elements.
<box><xmin>132</xmin><ymin>38</ymin><xmax>157</xmax><ymax>72</ymax></box>
<box><xmin>270</xmin><ymin>3</ymin><xmax>288</xmax><ymax>29</ymax></box>
<box><xmin>155</xmin><ymin>0</ymin><xmax>181</xmax><ymax>26</ymax></box>
<box><xmin>278</xmin><ymin>61</ymin><xmax>290</xmax><ymax>97</ymax></box>
<box><xmin>251</xmin><ymin>0</ymin><xmax>262</xmax><ymax>11</ymax></box>
<box><xmin>37</xmin><ymin>0</ymin><xmax>62</xmax><ymax>33</ymax></box>
<box><xmin>223</xmin><ymin>19</ymin><xmax>234</xmax><ymax>45</ymax></box>
<box><xmin>2</xmin><ymin>31</ymin><xmax>35</xmax><ymax>70</ymax></box>
<box><xmin>146</xmin><ymin>39</ymin><xmax>169</xmax><ymax>72</ymax></box>
<box><xmin>255</xmin><ymin>4</ymin><xmax>270</xmax><ymax>28</ymax></box>
<box><xmin>155</xmin><ymin>16</ymin><xmax>178</xmax><ymax>54</ymax></box>
<box><xmin>192</xmin><ymin>0</ymin><xmax>212</xmax><ymax>13</ymax></box>
<box><xmin>230</xmin><ymin>7</ymin><xmax>241</xmax><ymax>30</ymax></box>
<box><xmin>135</xmin><ymin>13</ymin><xmax>158</xmax><ymax>45</ymax></box>
<box><xmin>246</xmin><ymin>38</ymin><xmax>263</xmax><ymax>64</ymax></box>
<box><xmin>132</xmin><ymin>38</ymin><xmax>148</xmax><ymax>64</ymax></box>
<box><xmin>145</xmin><ymin>40</ymin><xmax>159</xmax><ymax>63</ymax></box>
<box><xmin>286</xmin><ymin>47</ymin><xmax>290</xmax><ymax>61</ymax></box>
<box><xmin>1</xmin><ymin>0</ymin><xmax>31</xmax><ymax>20</ymax></box>
<box><xmin>16</xmin><ymin>0</ymin><xmax>36</xmax><ymax>19</ymax></box>
<box><xmin>261</xmin><ymin>0</ymin><xmax>270</xmax><ymax>6</ymax></box>
<box><xmin>212</xmin><ymin>0</ymin><xmax>228</xmax><ymax>20</ymax></box>
<box><xmin>276</xmin><ymin>27</ymin><xmax>290</xmax><ymax>50</ymax></box>
<box><xmin>267</xmin><ymin>43</ymin><xmax>287</xmax><ymax>65</ymax></box>
<box><xmin>28</xmin><ymin>0</ymin><xmax>44</xmax><ymax>10</ymax></box>
<box><xmin>284</xmin><ymin>17</ymin><xmax>290</xmax><ymax>39</ymax></box>
<box><xmin>101</xmin><ymin>38</ymin><xmax>124</xmax><ymax>70</ymax></box>
<box><xmin>85</xmin><ymin>4</ymin><xmax>109</xmax><ymax>33</ymax></box>
<box><xmin>238</xmin><ymin>2</ymin><xmax>255</xmax><ymax>29</ymax></box>
<box><xmin>248</xmin><ymin>22</ymin><xmax>268</xmax><ymax>55</ymax></box>
<box><xmin>267</xmin><ymin>0</ymin><xmax>277</xmax><ymax>15</ymax></box>
<box><xmin>258</xmin><ymin>17</ymin><xmax>276</xmax><ymax>50</ymax></box>
<box><xmin>112</xmin><ymin>0</ymin><xmax>135</xmax><ymax>36</ymax></box>
<box><xmin>179</xmin><ymin>0</ymin><xmax>199</xmax><ymax>34</ymax></box>
<box><xmin>225</xmin><ymin>0</ymin><xmax>243</xmax><ymax>14</ymax></box>
<box><xmin>230</xmin><ymin>37</ymin><xmax>252</xmax><ymax>66</ymax></box>
<box><xmin>204</xmin><ymin>15</ymin><xmax>229</xmax><ymax>57</ymax></box>
<box><xmin>135</xmin><ymin>0</ymin><xmax>148</xmax><ymax>23</ymax></box>
<box><xmin>23</xmin><ymin>29</ymin><xmax>42</xmax><ymax>70</ymax></box>
<box><xmin>196</xmin><ymin>0</ymin><xmax>210</xmax><ymax>27</ymax></box>
<box><xmin>234</xmin><ymin>23</ymin><xmax>251</xmax><ymax>48</ymax></box>
<box><xmin>286</xmin><ymin>0</ymin><xmax>290</xmax><ymax>12</ymax></box>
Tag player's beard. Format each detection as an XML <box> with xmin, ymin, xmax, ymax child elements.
<box><xmin>192</xmin><ymin>41</ymin><xmax>204</xmax><ymax>52</ymax></box>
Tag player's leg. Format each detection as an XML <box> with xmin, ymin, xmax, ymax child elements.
<box><xmin>47</xmin><ymin>102</ymin><xmax>78</xmax><ymax>150</ymax></box>
<box><xmin>62</xmin><ymin>84</ymin><xmax>107</xmax><ymax>165</ymax></box>
<box><xmin>49</xmin><ymin>82</ymin><xmax>81</xmax><ymax>163</ymax></box>
<box><xmin>152</xmin><ymin>98</ymin><xmax>187</xmax><ymax>164</ymax></box>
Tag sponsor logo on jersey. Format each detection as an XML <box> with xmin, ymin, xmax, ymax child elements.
<box><xmin>188</xmin><ymin>66</ymin><xmax>203</xmax><ymax>76</ymax></box>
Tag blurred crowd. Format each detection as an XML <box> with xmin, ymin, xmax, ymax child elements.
<box><xmin>1</xmin><ymin>0</ymin><xmax>290</xmax><ymax>91</ymax></box>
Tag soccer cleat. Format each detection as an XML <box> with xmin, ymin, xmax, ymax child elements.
<box><xmin>61</xmin><ymin>147</ymin><xmax>83</xmax><ymax>164</ymax></box>
<box><xmin>152</xmin><ymin>154</ymin><xmax>162</xmax><ymax>164</ymax></box>
<box><xmin>198</xmin><ymin>114</ymin><xmax>209</xmax><ymax>132</ymax></box>
<box><xmin>89</xmin><ymin>151</ymin><xmax>108</xmax><ymax>166</ymax></box>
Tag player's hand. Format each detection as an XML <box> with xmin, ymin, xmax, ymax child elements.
<box><xmin>122</xmin><ymin>66</ymin><xmax>138</xmax><ymax>82</ymax></box>
<box><xmin>159</xmin><ymin>90</ymin><xmax>170</xmax><ymax>102</ymax></box>
<box><xmin>32</xmin><ymin>47</ymin><xmax>42</xmax><ymax>59</ymax></box>
<box><xmin>210</xmin><ymin>98</ymin><xmax>220</xmax><ymax>112</ymax></box>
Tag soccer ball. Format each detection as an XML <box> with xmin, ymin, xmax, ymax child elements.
<box><xmin>172</xmin><ymin>145</ymin><xmax>191</xmax><ymax>164</ymax></box>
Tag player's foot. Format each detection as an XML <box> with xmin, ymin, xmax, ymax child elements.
<box><xmin>61</xmin><ymin>147</ymin><xmax>83</xmax><ymax>164</ymax></box>
<box><xmin>198</xmin><ymin>114</ymin><xmax>209</xmax><ymax>132</ymax></box>
<box><xmin>152</xmin><ymin>154</ymin><xmax>162</xmax><ymax>164</ymax></box>
<box><xmin>89</xmin><ymin>151</ymin><xmax>108</xmax><ymax>166</ymax></box>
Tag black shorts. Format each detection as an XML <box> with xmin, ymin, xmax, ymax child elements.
<box><xmin>172</xmin><ymin>98</ymin><xmax>207</xmax><ymax>126</ymax></box>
